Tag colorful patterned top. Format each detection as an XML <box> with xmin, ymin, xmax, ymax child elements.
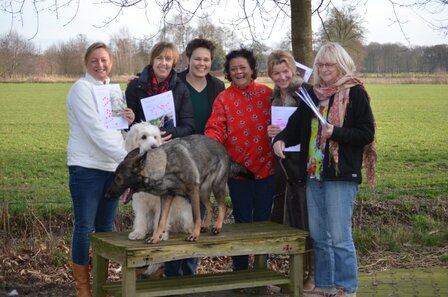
<box><xmin>205</xmin><ymin>81</ymin><xmax>274</xmax><ymax>179</ymax></box>
<box><xmin>307</xmin><ymin>105</ymin><xmax>329</xmax><ymax>180</ymax></box>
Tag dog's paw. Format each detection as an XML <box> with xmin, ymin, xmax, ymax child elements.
<box><xmin>200</xmin><ymin>226</ymin><xmax>209</xmax><ymax>233</ymax></box>
<box><xmin>128</xmin><ymin>231</ymin><xmax>147</xmax><ymax>240</ymax></box>
<box><xmin>144</xmin><ymin>236</ymin><xmax>159</xmax><ymax>244</ymax></box>
<box><xmin>211</xmin><ymin>227</ymin><xmax>222</xmax><ymax>235</ymax></box>
<box><xmin>185</xmin><ymin>233</ymin><xmax>199</xmax><ymax>242</ymax></box>
<box><xmin>145</xmin><ymin>232</ymin><xmax>165</xmax><ymax>244</ymax></box>
<box><xmin>160</xmin><ymin>232</ymin><xmax>169</xmax><ymax>241</ymax></box>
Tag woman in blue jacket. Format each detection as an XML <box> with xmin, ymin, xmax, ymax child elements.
<box><xmin>273</xmin><ymin>42</ymin><xmax>377</xmax><ymax>297</ymax></box>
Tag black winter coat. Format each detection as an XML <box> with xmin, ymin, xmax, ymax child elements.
<box><xmin>125</xmin><ymin>65</ymin><xmax>195</xmax><ymax>139</ymax></box>
<box><xmin>274</xmin><ymin>85</ymin><xmax>375</xmax><ymax>184</ymax></box>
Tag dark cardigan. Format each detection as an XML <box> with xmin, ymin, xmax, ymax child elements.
<box><xmin>274</xmin><ymin>85</ymin><xmax>375</xmax><ymax>184</ymax></box>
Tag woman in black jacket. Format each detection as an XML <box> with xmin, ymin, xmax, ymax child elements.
<box><xmin>177</xmin><ymin>38</ymin><xmax>225</xmax><ymax>134</ymax></box>
<box><xmin>273</xmin><ymin>42</ymin><xmax>376</xmax><ymax>297</ymax></box>
<box><xmin>126</xmin><ymin>41</ymin><xmax>194</xmax><ymax>140</ymax></box>
<box><xmin>266</xmin><ymin>49</ymin><xmax>314</xmax><ymax>291</ymax></box>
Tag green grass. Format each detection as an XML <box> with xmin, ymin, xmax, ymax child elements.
<box><xmin>0</xmin><ymin>83</ymin><xmax>447</xmax><ymax>210</ymax></box>
<box><xmin>363</xmin><ymin>84</ymin><xmax>448</xmax><ymax>200</ymax></box>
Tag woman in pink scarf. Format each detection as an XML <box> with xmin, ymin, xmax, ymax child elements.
<box><xmin>273</xmin><ymin>42</ymin><xmax>376</xmax><ymax>297</ymax></box>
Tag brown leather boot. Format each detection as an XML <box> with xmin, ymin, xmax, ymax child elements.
<box><xmin>72</xmin><ymin>263</ymin><xmax>93</xmax><ymax>297</ymax></box>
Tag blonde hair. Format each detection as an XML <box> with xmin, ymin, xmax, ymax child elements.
<box><xmin>267</xmin><ymin>50</ymin><xmax>297</xmax><ymax>77</ymax></box>
<box><xmin>313</xmin><ymin>42</ymin><xmax>356</xmax><ymax>85</ymax></box>
<box><xmin>149</xmin><ymin>41</ymin><xmax>179</xmax><ymax>67</ymax></box>
<box><xmin>84</xmin><ymin>42</ymin><xmax>112</xmax><ymax>66</ymax></box>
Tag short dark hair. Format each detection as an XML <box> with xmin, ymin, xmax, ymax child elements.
<box><xmin>223</xmin><ymin>47</ymin><xmax>258</xmax><ymax>82</ymax></box>
<box><xmin>185</xmin><ymin>38</ymin><xmax>216</xmax><ymax>60</ymax></box>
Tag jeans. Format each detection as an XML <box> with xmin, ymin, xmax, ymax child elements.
<box><xmin>164</xmin><ymin>257</ymin><xmax>199</xmax><ymax>276</ymax></box>
<box><xmin>306</xmin><ymin>177</ymin><xmax>359</xmax><ymax>293</ymax></box>
<box><xmin>164</xmin><ymin>202</ymin><xmax>206</xmax><ymax>276</ymax></box>
<box><xmin>228</xmin><ymin>176</ymin><xmax>275</xmax><ymax>271</ymax></box>
<box><xmin>69</xmin><ymin>166</ymin><xmax>119</xmax><ymax>265</ymax></box>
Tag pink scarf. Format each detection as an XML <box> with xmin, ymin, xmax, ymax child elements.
<box><xmin>313</xmin><ymin>75</ymin><xmax>377</xmax><ymax>187</ymax></box>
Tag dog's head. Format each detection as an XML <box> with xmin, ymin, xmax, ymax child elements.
<box><xmin>106</xmin><ymin>148</ymin><xmax>149</xmax><ymax>204</ymax></box>
<box><xmin>125</xmin><ymin>122</ymin><xmax>162</xmax><ymax>153</ymax></box>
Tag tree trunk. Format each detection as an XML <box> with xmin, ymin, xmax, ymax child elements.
<box><xmin>291</xmin><ymin>0</ymin><xmax>313</xmax><ymax>68</ymax></box>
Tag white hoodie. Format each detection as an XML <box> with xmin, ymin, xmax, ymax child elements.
<box><xmin>66</xmin><ymin>73</ymin><xmax>127</xmax><ymax>172</ymax></box>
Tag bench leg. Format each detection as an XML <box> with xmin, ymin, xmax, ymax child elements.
<box><xmin>289</xmin><ymin>253</ymin><xmax>304</xmax><ymax>297</ymax></box>
<box><xmin>92</xmin><ymin>253</ymin><xmax>107</xmax><ymax>297</ymax></box>
<box><xmin>254</xmin><ymin>254</ymin><xmax>267</xmax><ymax>269</ymax></box>
<box><xmin>122</xmin><ymin>264</ymin><xmax>136</xmax><ymax>297</ymax></box>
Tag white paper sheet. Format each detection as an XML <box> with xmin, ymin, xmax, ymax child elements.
<box><xmin>140</xmin><ymin>91</ymin><xmax>176</xmax><ymax>128</ymax></box>
<box><xmin>271</xmin><ymin>106</ymin><xmax>300</xmax><ymax>152</ymax></box>
<box><xmin>93</xmin><ymin>84</ymin><xmax>128</xmax><ymax>130</ymax></box>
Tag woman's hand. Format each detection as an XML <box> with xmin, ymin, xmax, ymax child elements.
<box><xmin>161</xmin><ymin>131</ymin><xmax>172</xmax><ymax>143</ymax></box>
<box><xmin>273</xmin><ymin>140</ymin><xmax>286</xmax><ymax>159</ymax></box>
<box><xmin>121</xmin><ymin>108</ymin><xmax>135</xmax><ymax>125</ymax></box>
<box><xmin>267</xmin><ymin>124</ymin><xmax>282</xmax><ymax>138</ymax></box>
<box><xmin>321</xmin><ymin>123</ymin><xmax>334</xmax><ymax>139</ymax></box>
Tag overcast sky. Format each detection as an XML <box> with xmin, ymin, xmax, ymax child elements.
<box><xmin>1</xmin><ymin>0</ymin><xmax>446</xmax><ymax>51</ymax></box>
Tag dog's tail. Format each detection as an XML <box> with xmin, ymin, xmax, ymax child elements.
<box><xmin>230</xmin><ymin>162</ymin><xmax>254</xmax><ymax>179</ymax></box>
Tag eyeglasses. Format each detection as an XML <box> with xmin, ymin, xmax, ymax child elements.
<box><xmin>315</xmin><ymin>63</ymin><xmax>337</xmax><ymax>69</ymax></box>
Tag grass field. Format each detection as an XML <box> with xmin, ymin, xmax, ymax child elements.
<box><xmin>0</xmin><ymin>83</ymin><xmax>447</xmax><ymax>213</ymax></box>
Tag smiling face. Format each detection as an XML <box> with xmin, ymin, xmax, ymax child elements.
<box><xmin>229</xmin><ymin>57</ymin><xmax>253</xmax><ymax>89</ymax></box>
<box><xmin>316</xmin><ymin>57</ymin><xmax>340</xmax><ymax>85</ymax></box>
<box><xmin>152</xmin><ymin>49</ymin><xmax>175</xmax><ymax>82</ymax></box>
<box><xmin>188</xmin><ymin>47</ymin><xmax>212</xmax><ymax>79</ymax></box>
<box><xmin>270</xmin><ymin>61</ymin><xmax>294</xmax><ymax>94</ymax></box>
<box><xmin>85</xmin><ymin>48</ymin><xmax>112</xmax><ymax>82</ymax></box>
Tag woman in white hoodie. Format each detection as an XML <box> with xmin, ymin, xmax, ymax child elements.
<box><xmin>66</xmin><ymin>42</ymin><xmax>134</xmax><ymax>297</ymax></box>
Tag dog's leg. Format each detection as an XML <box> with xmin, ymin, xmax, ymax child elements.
<box><xmin>145</xmin><ymin>196</ymin><xmax>173</xmax><ymax>244</ymax></box>
<box><xmin>186</xmin><ymin>186</ymin><xmax>202</xmax><ymax>242</ymax></box>
<box><xmin>200</xmin><ymin>195</ymin><xmax>213</xmax><ymax>233</ymax></box>
<box><xmin>129</xmin><ymin>195</ymin><xmax>149</xmax><ymax>240</ymax></box>
<box><xmin>212</xmin><ymin>192</ymin><xmax>227</xmax><ymax>235</ymax></box>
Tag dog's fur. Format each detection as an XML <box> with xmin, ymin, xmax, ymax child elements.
<box><xmin>124</xmin><ymin>122</ymin><xmax>193</xmax><ymax>242</ymax></box>
<box><xmin>107</xmin><ymin>134</ymin><xmax>253</xmax><ymax>243</ymax></box>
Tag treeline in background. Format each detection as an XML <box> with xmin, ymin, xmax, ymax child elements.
<box><xmin>1</xmin><ymin>30</ymin><xmax>447</xmax><ymax>80</ymax></box>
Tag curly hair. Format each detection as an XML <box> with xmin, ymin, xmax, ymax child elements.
<box><xmin>185</xmin><ymin>38</ymin><xmax>216</xmax><ymax>60</ymax></box>
<box><xmin>223</xmin><ymin>47</ymin><xmax>258</xmax><ymax>82</ymax></box>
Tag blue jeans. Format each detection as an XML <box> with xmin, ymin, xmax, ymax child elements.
<box><xmin>306</xmin><ymin>177</ymin><xmax>359</xmax><ymax>293</ymax></box>
<box><xmin>228</xmin><ymin>176</ymin><xmax>274</xmax><ymax>271</ymax></box>
<box><xmin>164</xmin><ymin>202</ymin><xmax>206</xmax><ymax>276</ymax></box>
<box><xmin>69</xmin><ymin>166</ymin><xmax>119</xmax><ymax>265</ymax></box>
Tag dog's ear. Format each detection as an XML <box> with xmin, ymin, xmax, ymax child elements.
<box><xmin>136</xmin><ymin>151</ymin><xmax>148</xmax><ymax>171</ymax></box>
<box><xmin>126</xmin><ymin>148</ymin><xmax>141</xmax><ymax>160</ymax></box>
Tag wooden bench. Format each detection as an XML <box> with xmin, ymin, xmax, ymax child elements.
<box><xmin>91</xmin><ymin>221</ymin><xmax>308</xmax><ymax>297</ymax></box>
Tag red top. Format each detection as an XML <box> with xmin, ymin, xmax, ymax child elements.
<box><xmin>205</xmin><ymin>81</ymin><xmax>274</xmax><ymax>179</ymax></box>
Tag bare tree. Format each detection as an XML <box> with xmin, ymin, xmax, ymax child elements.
<box><xmin>0</xmin><ymin>31</ymin><xmax>36</xmax><ymax>78</ymax></box>
<box><xmin>2</xmin><ymin>0</ymin><xmax>447</xmax><ymax>74</ymax></box>
<box><xmin>292</xmin><ymin>0</ymin><xmax>314</xmax><ymax>67</ymax></box>
<box><xmin>44</xmin><ymin>34</ymin><xmax>89</xmax><ymax>76</ymax></box>
<box><xmin>109</xmin><ymin>27</ymin><xmax>138</xmax><ymax>75</ymax></box>
<box><xmin>316</xmin><ymin>6</ymin><xmax>366</xmax><ymax>67</ymax></box>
